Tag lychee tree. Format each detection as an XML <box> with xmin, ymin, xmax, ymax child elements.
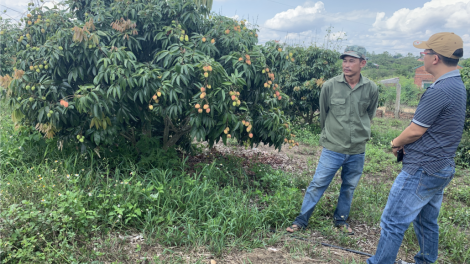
<box><xmin>0</xmin><ymin>17</ymin><xmax>21</xmax><ymax>76</ymax></box>
<box><xmin>1</xmin><ymin>0</ymin><xmax>297</xmax><ymax>153</ymax></box>
<box><xmin>262</xmin><ymin>41</ymin><xmax>341</xmax><ymax>123</ymax></box>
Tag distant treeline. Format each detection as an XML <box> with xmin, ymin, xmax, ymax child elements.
<box><xmin>361</xmin><ymin>52</ymin><xmax>424</xmax><ymax>80</ymax></box>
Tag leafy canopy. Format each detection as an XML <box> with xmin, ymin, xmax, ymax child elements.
<box><xmin>1</xmin><ymin>0</ymin><xmax>299</xmax><ymax>154</ymax></box>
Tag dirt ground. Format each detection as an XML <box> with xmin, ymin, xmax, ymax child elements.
<box><xmin>378</xmin><ymin>106</ymin><xmax>416</xmax><ymax>114</ymax></box>
<box><xmin>103</xmin><ymin>230</ymin><xmax>372</xmax><ymax>263</ymax></box>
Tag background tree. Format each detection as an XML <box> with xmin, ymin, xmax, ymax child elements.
<box><xmin>262</xmin><ymin>41</ymin><xmax>341</xmax><ymax>123</ymax></box>
<box><xmin>0</xmin><ymin>17</ymin><xmax>21</xmax><ymax>76</ymax></box>
<box><xmin>362</xmin><ymin>51</ymin><xmax>422</xmax><ymax>80</ymax></box>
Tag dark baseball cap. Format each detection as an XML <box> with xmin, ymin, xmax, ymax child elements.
<box><xmin>340</xmin><ymin>45</ymin><xmax>367</xmax><ymax>60</ymax></box>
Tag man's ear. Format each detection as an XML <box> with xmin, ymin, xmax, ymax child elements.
<box><xmin>432</xmin><ymin>54</ymin><xmax>439</xmax><ymax>65</ymax></box>
<box><xmin>360</xmin><ymin>59</ymin><xmax>367</xmax><ymax>68</ymax></box>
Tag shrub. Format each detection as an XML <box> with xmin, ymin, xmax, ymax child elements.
<box><xmin>399</xmin><ymin>77</ymin><xmax>423</xmax><ymax>107</ymax></box>
<box><xmin>378</xmin><ymin>82</ymin><xmax>397</xmax><ymax>112</ymax></box>
<box><xmin>456</xmin><ymin>131</ymin><xmax>470</xmax><ymax>167</ymax></box>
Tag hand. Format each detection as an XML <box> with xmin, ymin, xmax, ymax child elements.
<box><xmin>393</xmin><ymin>145</ymin><xmax>405</xmax><ymax>157</ymax></box>
<box><xmin>391</xmin><ymin>138</ymin><xmax>404</xmax><ymax>157</ymax></box>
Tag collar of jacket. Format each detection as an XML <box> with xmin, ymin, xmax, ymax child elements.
<box><xmin>338</xmin><ymin>73</ymin><xmax>369</xmax><ymax>88</ymax></box>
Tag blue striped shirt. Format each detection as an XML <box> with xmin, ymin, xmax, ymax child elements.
<box><xmin>403</xmin><ymin>69</ymin><xmax>467</xmax><ymax>175</ymax></box>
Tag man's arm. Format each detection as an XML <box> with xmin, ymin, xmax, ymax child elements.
<box><xmin>319</xmin><ymin>84</ymin><xmax>329</xmax><ymax>129</ymax></box>
<box><xmin>367</xmin><ymin>86</ymin><xmax>379</xmax><ymax>121</ymax></box>
<box><xmin>394</xmin><ymin>123</ymin><xmax>428</xmax><ymax>146</ymax></box>
<box><xmin>391</xmin><ymin>87</ymin><xmax>448</xmax><ymax>156</ymax></box>
<box><xmin>392</xmin><ymin>123</ymin><xmax>428</xmax><ymax>155</ymax></box>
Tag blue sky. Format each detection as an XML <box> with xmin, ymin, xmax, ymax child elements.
<box><xmin>2</xmin><ymin>0</ymin><xmax>470</xmax><ymax>57</ymax></box>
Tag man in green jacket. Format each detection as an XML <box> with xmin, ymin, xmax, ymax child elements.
<box><xmin>287</xmin><ymin>45</ymin><xmax>379</xmax><ymax>234</ymax></box>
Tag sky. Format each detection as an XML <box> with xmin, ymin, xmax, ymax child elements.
<box><xmin>2</xmin><ymin>0</ymin><xmax>470</xmax><ymax>57</ymax></box>
<box><xmin>213</xmin><ymin>0</ymin><xmax>470</xmax><ymax>57</ymax></box>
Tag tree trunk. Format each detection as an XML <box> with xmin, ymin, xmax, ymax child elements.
<box><xmin>162</xmin><ymin>116</ymin><xmax>191</xmax><ymax>151</ymax></box>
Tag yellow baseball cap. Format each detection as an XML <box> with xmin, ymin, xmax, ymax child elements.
<box><xmin>413</xmin><ymin>32</ymin><xmax>463</xmax><ymax>59</ymax></box>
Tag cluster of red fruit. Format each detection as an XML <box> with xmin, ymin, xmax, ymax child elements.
<box><xmin>241</xmin><ymin>120</ymin><xmax>253</xmax><ymax>138</ymax></box>
<box><xmin>149</xmin><ymin>90</ymin><xmax>162</xmax><ymax>110</ymax></box>
<box><xmin>262</xmin><ymin>68</ymin><xmax>282</xmax><ymax>100</ymax></box>
<box><xmin>223</xmin><ymin>127</ymin><xmax>231</xmax><ymax>138</ymax></box>
<box><xmin>226</xmin><ymin>20</ymin><xmax>249</xmax><ymax>35</ymax></box>
<box><xmin>201</xmin><ymin>37</ymin><xmax>216</xmax><ymax>44</ymax></box>
<box><xmin>60</xmin><ymin>99</ymin><xmax>69</xmax><ymax>108</ymax></box>
<box><xmin>229</xmin><ymin>91</ymin><xmax>241</xmax><ymax>106</ymax></box>
<box><xmin>284</xmin><ymin>134</ymin><xmax>298</xmax><ymax>149</ymax></box>
<box><xmin>238</xmin><ymin>54</ymin><xmax>251</xmax><ymax>65</ymax></box>
<box><xmin>285</xmin><ymin>52</ymin><xmax>295</xmax><ymax>62</ymax></box>
<box><xmin>232</xmin><ymin>25</ymin><xmax>242</xmax><ymax>32</ymax></box>
<box><xmin>194</xmin><ymin>84</ymin><xmax>212</xmax><ymax>113</ymax></box>
<box><xmin>195</xmin><ymin>103</ymin><xmax>210</xmax><ymax>113</ymax></box>
<box><xmin>203</xmin><ymin>65</ymin><xmax>212</xmax><ymax>78</ymax></box>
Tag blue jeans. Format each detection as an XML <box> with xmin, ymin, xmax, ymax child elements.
<box><xmin>367</xmin><ymin>165</ymin><xmax>455</xmax><ymax>264</ymax></box>
<box><xmin>293</xmin><ymin>147</ymin><xmax>365</xmax><ymax>228</ymax></box>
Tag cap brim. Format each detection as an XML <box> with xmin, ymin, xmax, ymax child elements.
<box><xmin>413</xmin><ymin>40</ymin><xmax>430</xmax><ymax>49</ymax></box>
<box><xmin>340</xmin><ymin>54</ymin><xmax>361</xmax><ymax>59</ymax></box>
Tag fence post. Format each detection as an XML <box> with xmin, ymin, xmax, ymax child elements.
<box><xmin>379</xmin><ymin>77</ymin><xmax>401</xmax><ymax>119</ymax></box>
<box><xmin>394</xmin><ymin>82</ymin><xmax>401</xmax><ymax>119</ymax></box>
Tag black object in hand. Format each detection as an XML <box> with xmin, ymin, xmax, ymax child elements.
<box><xmin>397</xmin><ymin>149</ymin><xmax>404</xmax><ymax>162</ymax></box>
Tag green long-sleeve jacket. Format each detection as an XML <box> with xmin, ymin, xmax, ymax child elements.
<box><xmin>319</xmin><ymin>74</ymin><xmax>379</xmax><ymax>154</ymax></box>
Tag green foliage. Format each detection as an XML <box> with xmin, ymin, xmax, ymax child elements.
<box><xmin>262</xmin><ymin>42</ymin><xmax>341</xmax><ymax>122</ymax></box>
<box><xmin>0</xmin><ymin>145</ymin><xmax>302</xmax><ymax>262</ymax></box>
<box><xmin>0</xmin><ymin>17</ymin><xmax>21</xmax><ymax>76</ymax></box>
<box><xmin>362</xmin><ymin>52</ymin><xmax>422</xmax><ymax>80</ymax></box>
<box><xmin>376</xmin><ymin>76</ymin><xmax>422</xmax><ymax>112</ymax></box>
<box><xmin>290</xmin><ymin>119</ymin><xmax>322</xmax><ymax>146</ymax></box>
<box><xmin>378</xmin><ymin>82</ymin><xmax>397</xmax><ymax>112</ymax></box>
<box><xmin>1</xmin><ymin>0</ymin><xmax>295</xmax><ymax>155</ymax></box>
<box><xmin>399</xmin><ymin>77</ymin><xmax>423</xmax><ymax>107</ymax></box>
<box><xmin>369</xmin><ymin>118</ymin><xmax>408</xmax><ymax>147</ymax></box>
<box><xmin>456</xmin><ymin>131</ymin><xmax>470</xmax><ymax>168</ymax></box>
<box><xmin>459</xmin><ymin>62</ymin><xmax>470</xmax><ymax>167</ymax></box>
<box><xmin>461</xmin><ymin>61</ymin><xmax>470</xmax><ymax>129</ymax></box>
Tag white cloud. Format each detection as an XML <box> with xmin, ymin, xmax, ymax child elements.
<box><xmin>372</xmin><ymin>0</ymin><xmax>470</xmax><ymax>36</ymax></box>
<box><xmin>462</xmin><ymin>34</ymin><xmax>470</xmax><ymax>48</ymax></box>
<box><xmin>257</xmin><ymin>28</ymin><xmax>283</xmax><ymax>44</ymax></box>
<box><xmin>257</xmin><ymin>27</ymin><xmax>347</xmax><ymax>52</ymax></box>
<box><xmin>263</xmin><ymin>1</ymin><xmax>374</xmax><ymax>36</ymax></box>
<box><xmin>264</xmin><ymin>1</ymin><xmax>326</xmax><ymax>32</ymax></box>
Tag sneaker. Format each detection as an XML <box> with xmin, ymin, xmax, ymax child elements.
<box><xmin>395</xmin><ymin>260</ymin><xmax>414</xmax><ymax>264</ymax></box>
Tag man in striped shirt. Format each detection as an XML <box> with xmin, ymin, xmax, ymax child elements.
<box><xmin>368</xmin><ymin>33</ymin><xmax>466</xmax><ymax>264</ymax></box>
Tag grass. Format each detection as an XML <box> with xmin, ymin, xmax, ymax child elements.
<box><xmin>1</xmin><ymin>101</ymin><xmax>469</xmax><ymax>263</ymax></box>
